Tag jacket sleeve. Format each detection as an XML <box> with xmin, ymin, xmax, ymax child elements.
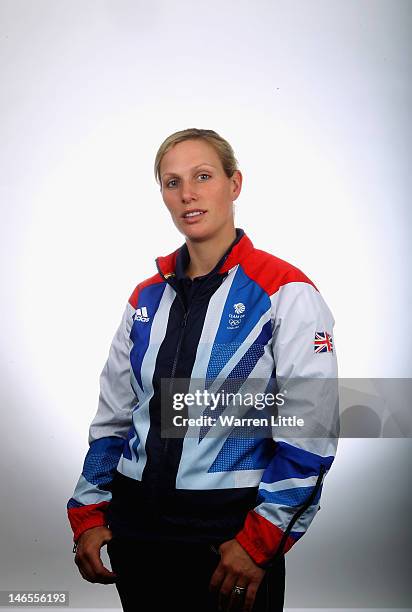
<box><xmin>235</xmin><ymin>280</ymin><xmax>340</xmax><ymax>566</ymax></box>
<box><xmin>67</xmin><ymin>298</ymin><xmax>138</xmax><ymax>543</ymax></box>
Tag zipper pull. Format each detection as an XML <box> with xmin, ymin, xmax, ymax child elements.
<box><xmin>181</xmin><ymin>312</ymin><xmax>188</xmax><ymax>327</ymax></box>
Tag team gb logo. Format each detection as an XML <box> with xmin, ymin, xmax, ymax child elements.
<box><xmin>227</xmin><ymin>302</ymin><xmax>246</xmax><ymax>329</ymax></box>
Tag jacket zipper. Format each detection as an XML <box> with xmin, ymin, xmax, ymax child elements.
<box><xmin>154</xmin><ymin>263</ymin><xmax>188</xmax><ymax>393</ymax></box>
<box><xmin>155</xmin><ymin>262</ymin><xmax>230</xmax><ymax>396</ymax></box>
<box><xmin>154</xmin><ymin>263</ymin><xmax>229</xmax><ymax>456</ymax></box>
<box><xmin>168</xmin><ymin>301</ymin><xmax>189</xmax><ymax>393</ymax></box>
<box><xmin>155</xmin><ymin>264</ymin><xmax>190</xmax><ymax>455</ymax></box>
<box><xmin>269</xmin><ymin>464</ymin><xmax>327</xmax><ymax>563</ymax></box>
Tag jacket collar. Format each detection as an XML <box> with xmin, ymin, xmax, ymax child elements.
<box><xmin>156</xmin><ymin>227</ymin><xmax>254</xmax><ymax>280</ymax></box>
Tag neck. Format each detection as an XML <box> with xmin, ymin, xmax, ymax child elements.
<box><xmin>185</xmin><ymin>226</ymin><xmax>237</xmax><ymax>279</ymax></box>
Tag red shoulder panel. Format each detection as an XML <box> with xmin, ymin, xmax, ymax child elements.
<box><xmin>240</xmin><ymin>248</ymin><xmax>318</xmax><ymax>295</ymax></box>
<box><xmin>156</xmin><ymin>248</ymin><xmax>180</xmax><ymax>277</ymax></box>
<box><xmin>128</xmin><ymin>272</ymin><xmax>164</xmax><ymax>308</ymax></box>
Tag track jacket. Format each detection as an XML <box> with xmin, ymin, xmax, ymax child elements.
<box><xmin>67</xmin><ymin>228</ymin><xmax>339</xmax><ymax>567</ymax></box>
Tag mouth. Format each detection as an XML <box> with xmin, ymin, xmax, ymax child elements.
<box><xmin>182</xmin><ymin>209</ymin><xmax>207</xmax><ymax>222</ymax></box>
<box><xmin>182</xmin><ymin>208</ymin><xmax>206</xmax><ymax>219</ymax></box>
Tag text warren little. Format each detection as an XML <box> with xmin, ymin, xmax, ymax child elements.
<box><xmin>172</xmin><ymin>415</ymin><xmax>304</xmax><ymax>427</ymax></box>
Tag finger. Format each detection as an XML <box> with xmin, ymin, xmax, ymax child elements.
<box><xmin>74</xmin><ymin>558</ymin><xmax>90</xmax><ymax>582</ymax></box>
<box><xmin>77</xmin><ymin>549</ymin><xmax>117</xmax><ymax>584</ymax></box>
<box><xmin>218</xmin><ymin>574</ymin><xmax>238</xmax><ymax>611</ymax></box>
<box><xmin>242</xmin><ymin>581</ymin><xmax>259</xmax><ymax>612</ymax></box>
<box><xmin>209</xmin><ymin>562</ymin><xmax>226</xmax><ymax>593</ymax></box>
<box><xmin>87</xmin><ymin>549</ymin><xmax>117</xmax><ymax>584</ymax></box>
<box><xmin>227</xmin><ymin>581</ymin><xmax>248</xmax><ymax>612</ymax></box>
<box><xmin>226</xmin><ymin>593</ymin><xmax>244</xmax><ymax>612</ymax></box>
<box><xmin>75</xmin><ymin>554</ymin><xmax>98</xmax><ymax>583</ymax></box>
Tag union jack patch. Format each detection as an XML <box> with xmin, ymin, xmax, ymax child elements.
<box><xmin>314</xmin><ymin>331</ymin><xmax>334</xmax><ymax>353</ymax></box>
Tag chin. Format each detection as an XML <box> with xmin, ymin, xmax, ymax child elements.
<box><xmin>179</xmin><ymin>223</ymin><xmax>212</xmax><ymax>242</ymax></box>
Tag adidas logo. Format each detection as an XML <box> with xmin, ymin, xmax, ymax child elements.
<box><xmin>134</xmin><ymin>306</ymin><xmax>150</xmax><ymax>323</ymax></box>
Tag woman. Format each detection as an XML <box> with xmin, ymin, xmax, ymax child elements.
<box><xmin>67</xmin><ymin>128</ymin><xmax>339</xmax><ymax>612</ymax></box>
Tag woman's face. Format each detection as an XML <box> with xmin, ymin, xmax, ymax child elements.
<box><xmin>159</xmin><ymin>139</ymin><xmax>242</xmax><ymax>242</ymax></box>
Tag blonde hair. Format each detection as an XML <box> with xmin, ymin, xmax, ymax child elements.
<box><xmin>154</xmin><ymin>128</ymin><xmax>239</xmax><ymax>188</ymax></box>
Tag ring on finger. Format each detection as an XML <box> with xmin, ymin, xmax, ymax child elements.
<box><xmin>232</xmin><ymin>585</ymin><xmax>247</xmax><ymax>596</ymax></box>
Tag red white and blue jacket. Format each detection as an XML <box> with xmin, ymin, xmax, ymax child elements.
<box><xmin>67</xmin><ymin>228</ymin><xmax>339</xmax><ymax>567</ymax></box>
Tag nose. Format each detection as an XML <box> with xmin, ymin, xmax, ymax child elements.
<box><xmin>180</xmin><ymin>179</ymin><xmax>197</xmax><ymax>204</ymax></box>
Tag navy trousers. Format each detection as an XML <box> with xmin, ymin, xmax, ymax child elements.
<box><xmin>107</xmin><ymin>536</ymin><xmax>285</xmax><ymax>611</ymax></box>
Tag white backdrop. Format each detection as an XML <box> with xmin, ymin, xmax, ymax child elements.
<box><xmin>1</xmin><ymin>0</ymin><xmax>411</xmax><ymax>609</ymax></box>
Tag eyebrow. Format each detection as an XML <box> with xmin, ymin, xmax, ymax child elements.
<box><xmin>162</xmin><ymin>163</ymin><xmax>216</xmax><ymax>180</ymax></box>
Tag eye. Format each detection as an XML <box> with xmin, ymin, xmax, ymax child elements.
<box><xmin>165</xmin><ymin>173</ymin><xmax>210</xmax><ymax>189</ymax></box>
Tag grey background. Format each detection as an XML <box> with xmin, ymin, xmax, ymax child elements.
<box><xmin>1</xmin><ymin>0</ymin><xmax>411</xmax><ymax>609</ymax></box>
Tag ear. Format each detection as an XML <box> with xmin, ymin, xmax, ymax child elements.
<box><xmin>231</xmin><ymin>170</ymin><xmax>242</xmax><ymax>200</ymax></box>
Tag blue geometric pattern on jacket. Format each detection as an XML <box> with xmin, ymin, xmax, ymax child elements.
<box><xmin>81</xmin><ymin>437</ymin><xmax>124</xmax><ymax>486</ymax></box>
<box><xmin>208</xmin><ymin>436</ymin><xmax>275</xmax><ymax>473</ymax></box>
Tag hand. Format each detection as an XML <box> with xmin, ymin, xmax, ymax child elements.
<box><xmin>74</xmin><ymin>526</ymin><xmax>117</xmax><ymax>584</ymax></box>
<box><xmin>208</xmin><ymin>539</ymin><xmax>266</xmax><ymax>612</ymax></box>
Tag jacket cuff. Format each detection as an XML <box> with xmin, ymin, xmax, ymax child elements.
<box><xmin>235</xmin><ymin>510</ymin><xmax>296</xmax><ymax>566</ymax></box>
<box><xmin>68</xmin><ymin>502</ymin><xmax>109</xmax><ymax>542</ymax></box>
